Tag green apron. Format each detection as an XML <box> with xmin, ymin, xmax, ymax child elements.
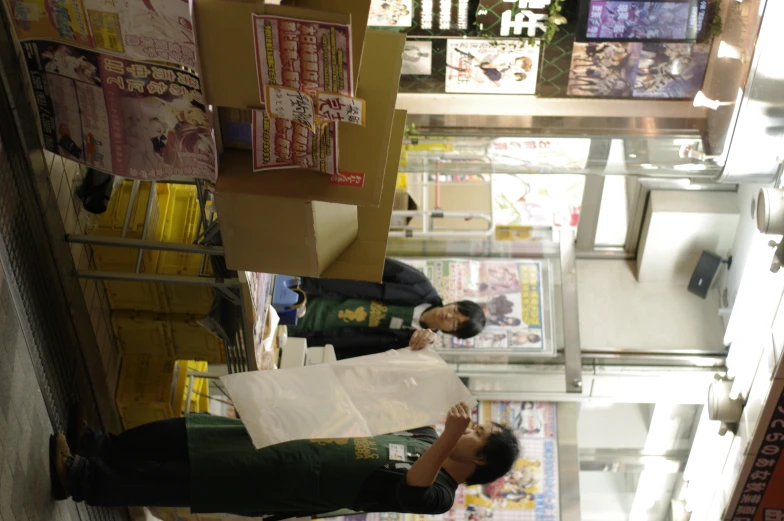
<box><xmin>186</xmin><ymin>415</ymin><xmax>432</xmax><ymax>515</ymax></box>
<box><xmin>288</xmin><ymin>297</ymin><xmax>416</xmax><ymax>336</ymax></box>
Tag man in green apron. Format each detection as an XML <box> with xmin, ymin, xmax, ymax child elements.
<box><xmin>51</xmin><ymin>403</ymin><xmax>519</xmax><ymax>516</ymax></box>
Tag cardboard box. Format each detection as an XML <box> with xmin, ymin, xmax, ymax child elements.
<box><xmin>215</xmin><ymin>110</ymin><xmax>406</xmax><ymax>281</ymax></box>
<box><xmin>216</xmin><ymin>29</ymin><xmax>406</xmax><ymax>208</ymax></box>
<box><xmin>194</xmin><ymin>0</ymin><xmax>369</xmax><ymax>109</ymax></box>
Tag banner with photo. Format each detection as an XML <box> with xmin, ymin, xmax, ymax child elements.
<box><xmin>314</xmin><ymin>401</ymin><xmax>559</xmax><ymax>521</ymax></box>
<box><xmin>404</xmin><ymin>258</ymin><xmax>554</xmax><ymax>355</ymax></box>
<box><xmin>567</xmin><ymin>41</ymin><xmax>709</xmax><ymax>98</ymax></box>
<box><xmin>445</xmin><ymin>39</ymin><xmax>540</xmax><ymax>95</ymax></box>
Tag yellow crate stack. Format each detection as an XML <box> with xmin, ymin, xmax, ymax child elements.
<box><xmin>92</xmin><ymin>181</ymin><xmax>222</xmax><ymax>428</ymax></box>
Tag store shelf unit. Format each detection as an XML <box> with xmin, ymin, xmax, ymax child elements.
<box><xmin>66</xmin><ymin>178</ymin><xmax>270</xmax><ymax>375</ymax></box>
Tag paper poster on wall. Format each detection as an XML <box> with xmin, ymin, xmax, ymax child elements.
<box><xmin>492</xmin><ymin>173</ymin><xmax>584</xmax><ymax>229</ymax></box>
<box><xmin>252</xmin><ymin>14</ymin><xmax>354</xmax><ymax>104</ymax></box>
<box><xmin>251</xmin><ymin>110</ymin><xmax>339</xmax><ymax>174</ymax></box>
<box><xmin>5</xmin><ymin>0</ymin><xmax>198</xmax><ymax>69</ymax></box>
<box><xmin>23</xmin><ymin>41</ymin><xmax>217</xmax><ymax>180</ymax></box>
<box><xmin>581</xmin><ymin>0</ymin><xmax>709</xmax><ymax>42</ymax></box>
<box><xmin>405</xmin><ymin>0</ymin><xmax>474</xmax><ymax>36</ymax></box>
<box><xmin>568</xmin><ymin>41</ymin><xmax>709</xmax><ymax>98</ymax></box>
<box><xmin>404</xmin><ymin>258</ymin><xmax>554</xmax><ymax>354</ymax></box>
<box><xmin>401</xmin><ymin>41</ymin><xmax>433</xmax><ymax>75</ymax></box>
<box><xmin>445</xmin><ymin>39</ymin><xmax>539</xmax><ymax>95</ymax></box>
<box><xmin>369</xmin><ymin>0</ymin><xmax>413</xmax><ymax>27</ymax></box>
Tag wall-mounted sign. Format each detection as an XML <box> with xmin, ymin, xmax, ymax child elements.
<box><xmin>445</xmin><ymin>38</ymin><xmax>540</xmax><ymax>94</ymax></box>
<box><xmin>576</xmin><ymin>0</ymin><xmax>711</xmax><ymax>43</ymax></box>
<box><xmin>475</xmin><ymin>0</ymin><xmax>553</xmax><ymax>38</ymax></box>
<box><xmin>404</xmin><ymin>0</ymin><xmax>476</xmax><ymax>36</ymax></box>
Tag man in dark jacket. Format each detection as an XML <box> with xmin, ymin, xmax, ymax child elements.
<box><xmin>289</xmin><ymin>258</ymin><xmax>486</xmax><ymax>359</ymax></box>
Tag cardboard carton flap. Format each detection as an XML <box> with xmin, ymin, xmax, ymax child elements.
<box><xmin>321</xmin><ymin>109</ymin><xmax>407</xmax><ymax>282</ymax></box>
<box><xmin>194</xmin><ymin>0</ymin><xmax>367</xmax><ymax>109</ymax></box>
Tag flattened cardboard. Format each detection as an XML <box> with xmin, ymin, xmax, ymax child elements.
<box><xmin>194</xmin><ymin>0</ymin><xmax>366</xmax><ymax>109</ymax></box>
<box><xmin>320</xmin><ymin>109</ymin><xmax>407</xmax><ymax>282</ymax></box>
<box><xmin>216</xmin><ymin>29</ymin><xmax>407</xmax><ymax>208</ymax></box>
<box><xmin>214</xmin><ymin>192</ymin><xmax>359</xmax><ymax>277</ymax></box>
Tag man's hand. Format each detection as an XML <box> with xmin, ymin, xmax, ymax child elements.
<box><xmin>410</xmin><ymin>329</ymin><xmax>437</xmax><ymax>351</ymax></box>
<box><xmin>444</xmin><ymin>402</ymin><xmax>472</xmax><ymax>437</ymax></box>
<box><xmin>405</xmin><ymin>401</ymin><xmax>472</xmax><ymax>488</ymax></box>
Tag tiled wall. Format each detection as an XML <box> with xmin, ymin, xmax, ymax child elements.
<box><xmin>44</xmin><ymin>151</ymin><xmax>120</xmax><ymax>395</ymax></box>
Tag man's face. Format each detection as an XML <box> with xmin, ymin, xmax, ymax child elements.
<box><xmin>451</xmin><ymin>422</ymin><xmax>497</xmax><ymax>464</ymax></box>
<box><xmin>430</xmin><ymin>304</ymin><xmax>469</xmax><ymax>333</ymax></box>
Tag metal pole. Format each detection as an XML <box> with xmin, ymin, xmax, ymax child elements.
<box><xmin>560</xmin><ymin>229</ymin><xmax>583</xmax><ymax>393</ymax></box>
<box><xmin>135</xmin><ymin>181</ymin><xmax>157</xmax><ymax>273</ymax></box>
<box><xmin>120</xmin><ymin>180</ymin><xmax>141</xmax><ymax>238</ymax></box>
<box><xmin>67</xmin><ymin>235</ymin><xmax>225</xmax><ymax>255</ymax></box>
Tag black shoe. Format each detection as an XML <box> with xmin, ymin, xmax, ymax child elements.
<box><xmin>49</xmin><ymin>434</ymin><xmax>72</xmax><ymax>500</ymax></box>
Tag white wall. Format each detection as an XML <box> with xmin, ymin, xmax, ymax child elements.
<box><xmin>577</xmin><ymin>259</ymin><xmax>726</xmax><ymax>352</ymax></box>
<box><xmin>578</xmin><ymin>403</ymin><xmax>650</xmax><ymax>450</ymax></box>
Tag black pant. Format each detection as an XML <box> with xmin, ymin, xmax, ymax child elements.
<box><xmin>69</xmin><ymin>417</ymin><xmax>191</xmax><ymax>507</ymax></box>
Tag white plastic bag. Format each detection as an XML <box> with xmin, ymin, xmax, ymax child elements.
<box><xmin>220</xmin><ymin>348</ymin><xmax>477</xmax><ymax>449</ymax></box>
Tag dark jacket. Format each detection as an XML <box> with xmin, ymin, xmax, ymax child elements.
<box><xmin>298</xmin><ymin>258</ymin><xmax>442</xmax><ymax>359</ymax></box>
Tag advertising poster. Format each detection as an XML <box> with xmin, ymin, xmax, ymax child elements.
<box><xmin>487</xmin><ymin>138</ymin><xmax>591</xmax><ymax>172</ymax></box>
<box><xmin>6</xmin><ymin>0</ymin><xmax>198</xmax><ymax>69</ymax></box>
<box><xmin>252</xmin><ymin>111</ymin><xmax>339</xmax><ymax>174</ymax></box>
<box><xmin>405</xmin><ymin>258</ymin><xmax>553</xmax><ymax>354</ymax></box>
<box><xmin>405</xmin><ymin>0</ymin><xmax>473</xmax><ymax>36</ymax></box>
<box><xmin>475</xmin><ymin>0</ymin><xmax>552</xmax><ymax>38</ymax></box>
<box><xmin>492</xmin><ymin>174</ymin><xmax>584</xmax><ymax>230</ymax></box>
<box><xmin>369</xmin><ymin>0</ymin><xmax>413</xmax><ymax>27</ymax></box>
<box><xmin>315</xmin><ymin>401</ymin><xmax>559</xmax><ymax>521</ymax></box>
<box><xmin>728</xmin><ymin>384</ymin><xmax>784</xmax><ymax>521</ymax></box>
<box><xmin>402</xmin><ymin>41</ymin><xmax>433</xmax><ymax>76</ymax></box>
<box><xmin>585</xmin><ymin>1</ymin><xmax>690</xmax><ymax>40</ymax></box>
<box><xmin>445</xmin><ymin>39</ymin><xmax>539</xmax><ymax>95</ymax></box>
<box><xmin>252</xmin><ymin>15</ymin><xmax>354</xmax><ymax>104</ymax></box>
<box><xmin>568</xmin><ymin>41</ymin><xmax>709</xmax><ymax>98</ymax></box>
<box><xmin>23</xmin><ymin>41</ymin><xmax>216</xmax><ymax>180</ymax></box>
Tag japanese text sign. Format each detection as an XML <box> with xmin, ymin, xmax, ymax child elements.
<box><xmin>265</xmin><ymin>85</ymin><xmax>316</xmax><ymax>130</ymax></box>
<box><xmin>316</xmin><ymin>92</ymin><xmax>366</xmax><ymax>126</ymax></box>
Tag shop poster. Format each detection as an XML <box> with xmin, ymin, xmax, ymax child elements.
<box><xmin>568</xmin><ymin>41</ymin><xmax>709</xmax><ymax>98</ymax></box>
<box><xmin>23</xmin><ymin>41</ymin><xmax>217</xmax><ymax>180</ymax></box>
<box><xmin>252</xmin><ymin>110</ymin><xmax>339</xmax><ymax>174</ymax></box>
<box><xmin>405</xmin><ymin>258</ymin><xmax>553</xmax><ymax>354</ymax></box>
<box><xmin>445</xmin><ymin>39</ymin><xmax>539</xmax><ymax>95</ymax></box>
<box><xmin>401</xmin><ymin>41</ymin><xmax>433</xmax><ymax>76</ymax></box>
<box><xmin>369</xmin><ymin>0</ymin><xmax>413</xmax><ymax>27</ymax></box>
<box><xmin>584</xmin><ymin>1</ymin><xmax>691</xmax><ymax>40</ymax></box>
<box><xmin>6</xmin><ymin>0</ymin><xmax>198</xmax><ymax>69</ymax></box>
<box><xmin>315</xmin><ymin>401</ymin><xmax>560</xmax><ymax>521</ymax></box>
<box><xmin>492</xmin><ymin>173</ymin><xmax>584</xmax><ymax>230</ymax></box>
<box><xmin>252</xmin><ymin>14</ymin><xmax>354</xmax><ymax>104</ymax></box>
<box><xmin>405</xmin><ymin>0</ymin><xmax>473</xmax><ymax>36</ymax></box>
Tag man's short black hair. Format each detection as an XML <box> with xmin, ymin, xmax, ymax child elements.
<box><xmin>466</xmin><ymin>423</ymin><xmax>520</xmax><ymax>485</ymax></box>
<box><xmin>447</xmin><ymin>300</ymin><xmax>486</xmax><ymax>339</ymax></box>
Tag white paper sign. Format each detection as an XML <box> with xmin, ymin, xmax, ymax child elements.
<box><xmin>265</xmin><ymin>85</ymin><xmax>316</xmax><ymax>130</ymax></box>
<box><xmin>220</xmin><ymin>348</ymin><xmax>477</xmax><ymax>449</ymax></box>
<box><xmin>316</xmin><ymin>91</ymin><xmax>366</xmax><ymax>126</ymax></box>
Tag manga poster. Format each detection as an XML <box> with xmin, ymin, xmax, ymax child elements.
<box><xmin>5</xmin><ymin>0</ymin><xmax>198</xmax><ymax>69</ymax></box>
<box><xmin>252</xmin><ymin>15</ymin><xmax>354</xmax><ymax>104</ymax></box>
<box><xmin>314</xmin><ymin>401</ymin><xmax>560</xmax><ymax>521</ymax></box>
<box><xmin>568</xmin><ymin>41</ymin><xmax>709</xmax><ymax>98</ymax></box>
<box><xmin>491</xmin><ymin>173</ymin><xmax>584</xmax><ymax>230</ymax></box>
<box><xmin>251</xmin><ymin>111</ymin><xmax>339</xmax><ymax>174</ymax></box>
<box><xmin>369</xmin><ymin>0</ymin><xmax>413</xmax><ymax>27</ymax></box>
<box><xmin>23</xmin><ymin>41</ymin><xmax>217</xmax><ymax>180</ymax></box>
<box><xmin>401</xmin><ymin>41</ymin><xmax>433</xmax><ymax>76</ymax></box>
<box><xmin>445</xmin><ymin>39</ymin><xmax>539</xmax><ymax>95</ymax></box>
<box><xmin>404</xmin><ymin>258</ymin><xmax>553</xmax><ymax>355</ymax></box>
<box><xmin>584</xmin><ymin>1</ymin><xmax>691</xmax><ymax>40</ymax></box>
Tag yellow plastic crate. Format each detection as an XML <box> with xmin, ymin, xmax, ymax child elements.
<box><xmin>116</xmin><ymin>355</ymin><xmax>176</xmax><ymax>404</ymax></box>
<box><xmin>157</xmin><ymin>184</ymin><xmax>212</xmax><ymax>276</ymax></box>
<box><xmin>162</xmin><ymin>285</ymin><xmax>215</xmax><ymax>315</ymax></box>
<box><xmin>171</xmin><ymin>360</ymin><xmax>208</xmax><ymax>415</ymax></box>
<box><xmin>112</xmin><ymin>311</ymin><xmax>224</xmax><ymax>363</ymax></box>
<box><xmin>105</xmin><ymin>281</ymin><xmax>169</xmax><ymax>313</ymax></box>
<box><xmin>118</xmin><ymin>401</ymin><xmax>173</xmax><ymax>430</ymax></box>
<box><xmin>92</xmin><ymin>182</ymin><xmax>171</xmax><ymax>273</ymax></box>
<box><xmin>170</xmin><ymin>314</ymin><xmax>224</xmax><ymax>363</ymax></box>
<box><xmin>112</xmin><ymin>310</ymin><xmax>175</xmax><ymax>357</ymax></box>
